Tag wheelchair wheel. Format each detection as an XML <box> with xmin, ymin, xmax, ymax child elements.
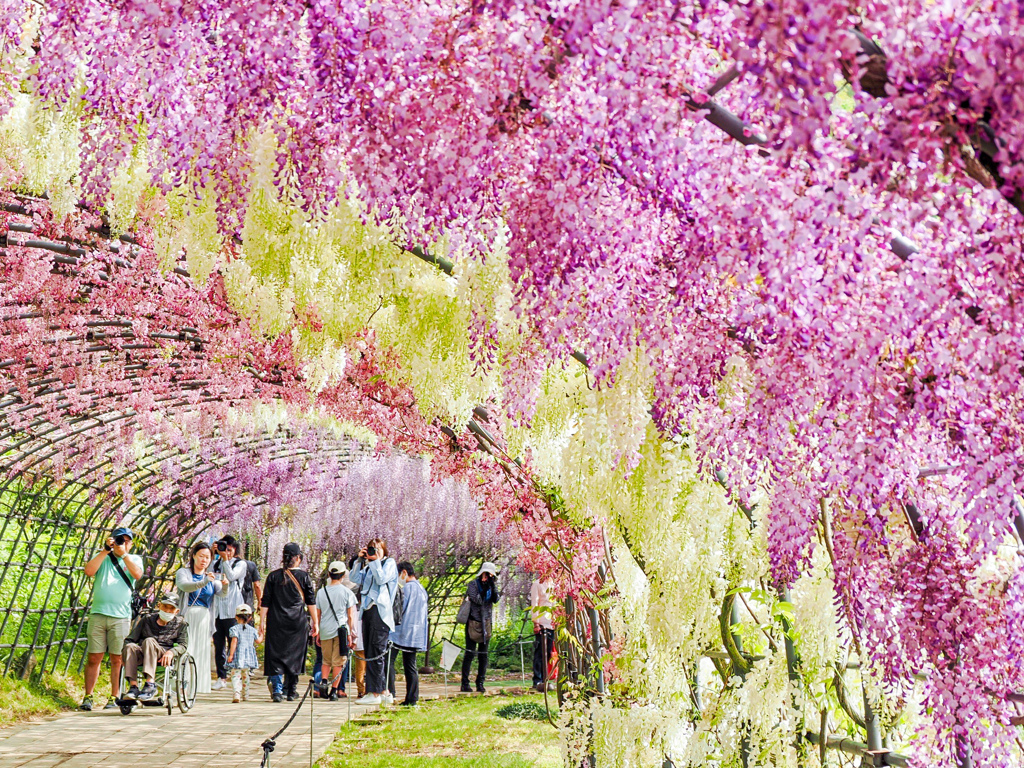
<box><xmin>176</xmin><ymin>654</ymin><xmax>198</xmax><ymax>713</ymax></box>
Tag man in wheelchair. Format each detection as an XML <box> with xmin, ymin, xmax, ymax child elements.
<box><xmin>123</xmin><ymin>591</ymin><xmax>189</xmax><ymax>701</ymax></box>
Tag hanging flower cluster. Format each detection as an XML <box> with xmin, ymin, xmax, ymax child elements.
<box><xmin>0</xmin><ymin>189</ymin><xmax>592</xmax><ymax>596</ymax></box>
<box><xmin>288</xmin><ymin>454</ymin><xmax>515</xmax><ymax>574</ymax></box>
<box><xmin>1</xmin><ymin>1</ymin><xmax>1024</xmax><ymax>764</ymax></box>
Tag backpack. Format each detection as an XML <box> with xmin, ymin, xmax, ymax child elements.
<box><xmin>242</xmin><ymin>560</ymin><xmax>260</xmax><ymax>606</ymax></box>
<box><xmin>390</xmin><ymin>560</ymin><xmax>404</xmax><ymax>626</ymax></box>
<box><xmin>392</xmin><ymin>581</ymin><xmax>404</xmax><ymax>626</ymax></box>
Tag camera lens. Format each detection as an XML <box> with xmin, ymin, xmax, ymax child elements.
<box><xmin>367</xmin><ymin>546</ymin><xmax>376</xmax><ymax>556</ymax></box>
<box><xmin>217</xmin><ymin>542</ymin><xmax>226</xmax><ymax>551</ymax></box>
<box><xmin>115</xmin><ymin>536</ymin><xmax>127</xmax><ymax>545</ymax></box>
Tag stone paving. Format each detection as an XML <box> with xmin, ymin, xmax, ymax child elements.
<box><xmin>0</xmin><ymin>676</ymin><xmax>453</xmax><ymax>768</ymax></box>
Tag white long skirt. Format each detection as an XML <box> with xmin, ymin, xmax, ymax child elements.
<box><xmin>184</xmin><ymin>605</ymin><xmax>213</xmax><ymax>694</ymax></box>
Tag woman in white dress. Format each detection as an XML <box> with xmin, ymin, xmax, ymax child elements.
<box><xmin>175</xmin><ymin>542</ymin><xmax>224</xmax><ymax>694</ymax></box>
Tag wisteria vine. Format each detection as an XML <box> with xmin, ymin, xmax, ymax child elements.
<box><xmin>0</xmin><ymin>0</ymin><xmax>1023</xmax><ymax>764</ymax></box>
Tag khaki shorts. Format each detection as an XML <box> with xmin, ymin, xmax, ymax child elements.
<box><xmin>322</xmin><ymin>635</ymin><xmax>349</xmax><ymax>667</ymax></box>
<box><xmin>87</xmin><ymin>614</ymin><xmax>130</xmax><ymax>655</ymax></box>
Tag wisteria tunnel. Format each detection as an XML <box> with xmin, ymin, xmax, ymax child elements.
<box><xmin>0</xmin><ymin>193</ymin><xmax>348</xmax><ymax>678</ymax></box>
<box><xmin>0</xmin><ymin>192</ymin><xmax>511</xmax><ymax>687</ymax></box>
<box><xmin>5</xmin><ymin>1</ymin><xmax>1024</xmax><ymax>767</ymax></box>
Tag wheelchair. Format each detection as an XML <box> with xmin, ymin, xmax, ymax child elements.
<box><xmin>115</xmin><ymin>633</ymin><xmax>198</xmax><ymax>716</ymax></box>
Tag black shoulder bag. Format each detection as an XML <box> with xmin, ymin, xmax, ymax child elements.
<box><xmin>322</xmin><ymin>586</ymin><xmax>349</xmax><ymax>648</ymax></box>
<box><xmin>109</xmin><ymin>553</ymin><xmax>145</xmax><ymax>619</ymax></box>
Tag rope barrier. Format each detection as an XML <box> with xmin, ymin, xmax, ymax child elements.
<box><xmin>259</xmin><ymin>679</ymin><xmax>314</xmax><ymax>768</ymax></box>
<box><xmin>426</xmin><ymin>627</ymin><xmax>534</xmax><ymax>657</ymax></box>
<box><xmin>256</xmin><ymin>630</ymin><xmax>553</xmax><ymax>765</ymax></box>
<box><xmin>350</xmin><ymin>641</ymin><xmax>394</xmax><ymax>663</ymax></box>
<box><xmin>257</xmin><ymin>625</ymin><xmax>539</xmax><ymax>765</ymax></box>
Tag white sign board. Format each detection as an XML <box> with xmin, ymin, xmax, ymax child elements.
<box><xmin>440</xmin><ymin>639</ymin><xmax>462</xmax><ymax>672</ymax></box>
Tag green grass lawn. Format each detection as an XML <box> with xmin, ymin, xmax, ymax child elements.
<box><xmin>319</xmin><ymin>693</ymin><xmax>561</xmax><ymax>768</ymax></box>
<box><xmin>0</xmin><ymin>672</ymin><xmax>84</xmax><ymax>727</ymax></box>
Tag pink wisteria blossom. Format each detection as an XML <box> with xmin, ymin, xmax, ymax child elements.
<box><xmin>1</xmin><ymin>1</ymin><xmax>1023</xmax><ymax>761</ymax></box>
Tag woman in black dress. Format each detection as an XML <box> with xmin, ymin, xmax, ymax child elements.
<box><xmin>258</xmin><ymin>542</ymin><xmax>319</xmax><ymax>702</ymax></box>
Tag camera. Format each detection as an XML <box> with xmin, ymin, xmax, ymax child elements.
<box><xmin>366</xmin><ymin>546</ymin><xmax>376</xmax><ymax>557</ymax></box>
<box><xmin>114</xmin><ymin>535</ymin><xmax>128</xmax><ymax>546</ymax></box>
<box><xmin>216</xmin><ymin>541</ymin><xmax>227</xmax><ymax>552</ymax></box>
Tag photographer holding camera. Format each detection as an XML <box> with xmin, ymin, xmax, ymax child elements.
<box><xmin>460</xmin><ymin>562</ymin><xmax>501</xmax><ymax>694</ymax></box>
<box><xmin>80</xmin><ymin>526</ymin><xmax>143</xmax><ymax>711</ymax></box>
<box><xmin>175</xmin><ymin>541</ymin><xmax>223</xmax><ymax>694</ymax></box>
<box><xmin>351</xmin><ymin>538</ymin><xmax>398</xmax><ymax>705</ymax></box>
<box><xmin>211</xmin><ymin>535</ymin><xmax>248</xmax><ymax>691</ymax></box>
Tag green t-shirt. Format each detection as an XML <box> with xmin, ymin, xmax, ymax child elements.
<box><xmin>90</xmin><ymin>554</ymin><xmax>143</xmax><ymax>619</ymax></box>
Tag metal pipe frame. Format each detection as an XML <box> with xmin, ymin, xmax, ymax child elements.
<box><xmin>0</xmin><ymin>203</ymin><xmax>377</xmax><ymax>683</ymax></box>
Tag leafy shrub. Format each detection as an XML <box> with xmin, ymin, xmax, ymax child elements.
<box><xmin>495</xmin><ymin>700</ymin><xmax>551</xmax><ymax>721</ymax></box>
<box><xmin>487</xmin><ymin>609</ymin><xmax>532</xmax><ymax>672</ymax></box>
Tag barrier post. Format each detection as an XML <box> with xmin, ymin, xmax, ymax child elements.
<box><xmin>520</xmin><ymin>638</ymin><xmax>526</xmax><ymax>688</ymax></box>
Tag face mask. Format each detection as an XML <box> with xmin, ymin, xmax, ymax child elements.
<box><xmin>158</xmin><ymin>610</ymin><xmax>176</xmax><ymax>622</ymax></box>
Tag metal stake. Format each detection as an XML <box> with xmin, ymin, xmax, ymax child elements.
<box><xmin>519</xmin><ymin>637</ymin><xmax>526</xmax><ymax>688</ymax></box>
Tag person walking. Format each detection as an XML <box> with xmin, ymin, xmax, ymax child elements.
<box><xmin>122</xmin><ymin>591</ymin><xmax>188</xmax><ymax>702</ymax></box>
<box><xmin>175</xmin><ymin>541</ymin><xmax>223</xmax><ymax>694</ymax></box>
<box><xmin>315</xmin><ymin>561</ymin><xmax>358</xmax><ymax>700</ymax></box>
<box><xmin>530</xmin><ymin>578</ymin><xmax>555</xmax><ymax>691</ymax></box>
<box><xmin>460</xmin><ymin>562</ymin><xmax>500</xmax><ymax>693</ymax></box>
<box><xmin>351</xmin><ymin>538</ymin><xmax>398</xmax><ymax>706</ymax></box>
<box><xmin>80</xmin><ymin>526</ymin><xmax>143</xmax><ymax>711</ymax></box>
<box><xmin>259</xmin><ymin>542</ymin><xmax>318</xmax><ymax>702</ymax></box>
<box><xmin>226</xmin><ymin>603</ymin><xmax>259</xmax><ymax>703</ymax></box>
<box><xmin>387</xmin><ymin>561</ymin><xmax>428</xmax><ymax>706</ymax></box>
<box><xmin>211</xmin><ymin>535</ymin><xmax>248</xmax><ymax>691</ymax></box>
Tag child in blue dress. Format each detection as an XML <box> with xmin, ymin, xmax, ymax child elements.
<box><xmin>226</xmin><ymin>603</ymin><xmax>259</xmax><ymax>702</ymax></box>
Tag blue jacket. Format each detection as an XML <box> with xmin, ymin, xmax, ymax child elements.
<box><xmin>352</xmin><ymin>557</ymin><xmax>399</xmax><ymax>631</ymax></box>
<box><xmin>390</xmin><ymin>579</ymin><xmax>428</xmax><ymax>651</ymax></box>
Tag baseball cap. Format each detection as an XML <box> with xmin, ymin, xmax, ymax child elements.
<box><xmin>328</xmin><ymin>560</ymin><xmax>347</xmax><ymax>576</ymax></box>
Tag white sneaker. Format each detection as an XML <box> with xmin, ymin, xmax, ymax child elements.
<box><xmin>381</xmin><ymin>692</ymin><xmax>394</xmax><ymax>705</ymax></box>
<box><xmin>212</xmin><ymin>679</ymin><xmax>226</xmax><ymax>691</ymax></box>
<box><xmin>355</xmin><ymin>694</ymin><xmax>381</xmax><ymax>705</ymax></box>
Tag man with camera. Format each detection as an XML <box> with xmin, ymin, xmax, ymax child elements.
<box><xmin>211</xmin><ymin>535</ymin><xmax>248</xmax><ymax>691</ymax></box>
<box><xmin>80</xmin><ymin>526</ymin><xmax>143</xmax><ymax>711</ymax></box>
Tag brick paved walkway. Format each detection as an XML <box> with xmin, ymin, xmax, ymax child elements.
<box><xmin>0</xmin><ymin>676</ymin><xmax>453</xmax><ymax>768</ymax></box>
